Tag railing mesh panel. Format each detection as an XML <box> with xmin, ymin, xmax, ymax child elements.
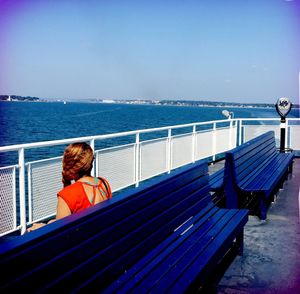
<box><xmin>96</xmin><ymin>145</ymin><xmax>135</xmax><ymax>192</ymax></box>
<box><xmin>0</xmin><ymin>167</ymin><xmax>16</xmax><ymax>235</ymax></box>
<box><xmin>172</xmin><ymin>134</ymin><xmax>193</xmax><ymax>169</ymax></box>
<box><xmin>140</xmin><ymin>138</ymin><xmax>168</xmax><ymax>181</ymax></box>
<box><xmin>290</xmin><ymin>126</ymin><xmax>300</xmax><ymax>150</ymax></box>
<box><xmin>29</xmin><ymin>158</ymin><xmax>62</xmax><ymax>222</ymax></box>
<box><xmin>215</xmin><ymin>127</ymin><xmax>234</xmax><ymax>154</ymax></box>
<box><xmin>243</xmin><ymin>125</ymin><xmax>280</xmax><ymax>147</ymax></box>
<box><xmin>195</xmin><ymin>130</ymin><xmax>213</xmax><ymax>160</ymax></box>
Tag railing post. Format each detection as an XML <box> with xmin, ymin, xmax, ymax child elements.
<box><xmin>18</xmin><ymin>148</ymin><xmax>26</xmax><ymax>234</ymax></box>
<box><xmin>285</xmin><ymin>119</ymin><xmax>289</xmax><ymax>149</ymax></box>
<box><xmin>212</xmin><ymin>123</ymin><xmax>216</xmax><ymax>161</ymax></box>
<box><xmin>238</xmin><ymin>119</ymin><xmax>243</xmax><ymax>146</ymax></box>
<box><xmin>192</xmin><ymin>125</ymin><xmax>196</xmax><ymax>163</ymax></box>
<box><xmin>27</xmin><ymin>163</ymin><xmax>32</xmax><ymax>224</ymax></box>
<box><xmin>95</xmin><ymin>152</ymin><xmax>99</xmax><ymax>178</ymax></box>
<box><xmin>135</xmin><ymin>133</ymin><xmax>140</xmax><ymax>187</ymax></box>
<box><xmin>12</xmin><ymin>167</ymin><xmax>17</xmax><ymax>230</ymax></box>
<box><xmin>90</xmin><ymin>139</ymin><xmax>96</xmax><ymax>177</ymax></box>
<box><xmin>286</xmin><ymin>119</ymin><xmax>291</xmax><ymax>149</ymax></box>
<box><xmin>233</xmin><ymin>119</ymin><xmax>237</xmax><ymax>148</ymax></box>
<box><xmin>229</xmin><ymin>120</ymin><xmax>233</xmax><ymax>149</ymax></box>
<box><xmin>280</xmin><ymin>117</ymin><xmax>287</xmax><ymax>152</ymax></box>
<box><xmin>167</xmin><ymin>129</ymin><xmax>172</xmax><ymax>173</ymax></box>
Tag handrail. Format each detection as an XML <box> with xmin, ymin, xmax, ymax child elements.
<box><xmin>2</xmin><ymin>117</ymin><xmax>298</xmax><ymax>153</ymax></box>
<box><xmin>0</xmin><ymin>118</ymin><xmax>231</xmax><ymax>152</ymax></box>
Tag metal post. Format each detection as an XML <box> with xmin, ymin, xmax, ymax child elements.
<box><xmin>238</xmin><ymin>119</ymin><xmax>243</xmax><ymax>146</ymax></box>
<box><xmin>229</xmin><ymin>120</ymin><xmax>233</xmax><ymax>149</ymax></box>
<box><xmin>212</xmin><ymin>123</ymin><xmax>216</xmax><ymax>161</ymax></box>
<box><xmin>18</xmin><ymin>148</ymin><xmax>26</xmax><ymax>234</ymax></box>
<box><xmin>167</xmin><ymin>129</ymin><xmax>172</xmax><ymax>173</ymax></box>
<box><xmin>192</xmin><ymin>125</ymin><xmax>196</xmax><ymax>163</ymax></box>
<box><xmin>275</xmin><ymin>97</ymin><xmax>292</xmax><ymax>152</ymax></box>
<box><xmin>95</xmin><ymin>152</ymin><xmax>99</xmax><ymax>178</ymax></box>
<box><xmin>280</xmin><ymin>117</ymin><xmax>286</xmax><ymax>152</ymax></box>
<box><xmin>90</xmin><ymin>139</ymin><xmax>95</xmax><ymax>177</ymax></box>
<box><xmin>12</xmin><ymin>167</ymin><xmax>17</xmax><ymax>230</ymax></box>
<box><xmin>285</xmin><ymin>119</ymin><xmax>289</xmax><ymax>150</ymax></box>
<box><xmin>135</xmin><ymin>133</ymin><xmax>140</xmax><ymax>187</ymax></box>
<box><xmin>27</xmin><ymin>163</ymin><xmax>32</xmax><ymax>224</ymax></box>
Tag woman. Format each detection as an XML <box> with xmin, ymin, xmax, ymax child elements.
<box><xmin>27</xmin><ymin>142</ymin><xmax>112</xmax><ymax>231</ymax></box>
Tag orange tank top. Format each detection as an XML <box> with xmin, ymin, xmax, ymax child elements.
<box><xmin>57</xmin><ymin>177</ymin><xmax>112</xmax><ymax>214</ymax></box>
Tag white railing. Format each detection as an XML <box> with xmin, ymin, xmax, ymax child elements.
<box><xmin>0</xmin><ymin>117</ymin><xmax>299</xmax><ymax>236</ymax></box>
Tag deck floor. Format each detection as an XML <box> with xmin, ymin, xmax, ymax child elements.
<box><xmin>215</xmin><ymin>158</ymin><xmax>300</xmax><ymax>293</ymax></box>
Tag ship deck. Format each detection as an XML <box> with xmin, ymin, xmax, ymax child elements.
<box><xmin>208</xmin><ymin>158</ymin><xmax>300</xmax><ymax>293</ymax></box>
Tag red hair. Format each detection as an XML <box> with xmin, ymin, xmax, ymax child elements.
<box><xmin>61</xmin><ymin>142</ymin><xmax>94</xmax><ymax>187</ymax></box>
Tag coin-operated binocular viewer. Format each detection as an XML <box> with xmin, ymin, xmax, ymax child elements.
<box><xmin>275</xmin><ymin>97</ymin><xmax>292</xmax><ymax>152</ymax></box>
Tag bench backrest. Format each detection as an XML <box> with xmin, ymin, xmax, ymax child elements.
<box><xmin>227</xmin><ymin>131</ymin><xmax>276</xmax><ymax>185</ymax></box>
<box><xmin>224</xmin><ymin>131</ymin><xmax>276</xmax><ymax>207</ymax></box>
<box><xmin>1</xmin><ymin>160</ymin><xmax>211</xmax><ymax>292</ymax></box>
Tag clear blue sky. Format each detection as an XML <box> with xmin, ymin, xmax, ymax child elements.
<box><xmin>0</xmin><ymin>0</ymin><xmax>299</xmax><ymax>103</ymax></box>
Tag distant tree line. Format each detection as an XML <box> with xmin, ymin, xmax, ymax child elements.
<box><xmin>158</xmin><ymin>99</ymin><xmax>299</xmax><ymax>108</ymax></box>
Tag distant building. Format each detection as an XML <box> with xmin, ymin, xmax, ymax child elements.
<box><xmin>102</xmin><ymin>99</ymin><xmax>115</xmax><ymax>103</ymax></box>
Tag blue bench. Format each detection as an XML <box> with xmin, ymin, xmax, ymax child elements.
<box><xmin>223</xmin><ymin>131</ymin><xmax>294</xmax><ymax>220</ymax></box>
<box><xmin>0</xmin><ymin>160</ymin><xmax>248</xmax><ymax>293</ymax></box>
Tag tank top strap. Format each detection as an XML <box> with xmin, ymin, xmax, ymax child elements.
<box><xmin>80</xmin><ymin>177</ymin><xmax>109</xmax><ymax>203</ymax></box>
<box><xmin>91</xmin><ymin>185</ymin><xmax>97</xmax><ymax>204</ymax></box>
<box><xmin>97</xmin><ymin>177</ymin><xmax>109</xmax><ymax>201</ymax></box>
<box><xmin>80</xmin><ymin>178</ymin><xmax>99</xmax><ymax>204</ymax></box>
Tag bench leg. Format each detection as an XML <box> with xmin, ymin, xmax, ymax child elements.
<box><xmin>236</xmin><ymin>229</ymin><xmax>244</xmax><ymax>256</ymax></box>
<box><xmin>198</xmin><ymin>283</ymin><xmax>218</xmax><ymax>294</ymax></box>
<box><xmin>280</xmin><ymin>178</ymin><xmax>284</xmax><ymax>189</ymax></box>
<box><xmin>198</xmin><ymin>230</ymin><xmax>245</xmax><ymax>292</ymax></box>
<box><xmin>288</xmin><ymin>163</ymin><xmax>293</xmax><ymax>180</ymax></box>
<box><xmin>259</xmin><ymin>200</ymin><xmax>267</xmax><ymax>220</ymax></box>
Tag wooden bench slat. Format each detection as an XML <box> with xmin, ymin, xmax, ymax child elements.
<box><xmin>165</xmin><ymin>209</ymin><xmax>248</xmax><ymax>293</ymax></box>
<box><xmin>242</xmin><ymin>153</ymin><xmax>293</xmax><ymax>192</ymax></box>
<box><xmin>234</xmin><ymin>146</ymin><xmax>276</xmax><ymax>182</ymax></box>
<box><xmin>109</xmin><ymin>209</ymin><xmax>229</xmax><ymax>293</ymax></box>
<box><xmin>231</xmin><ymin>132</ymin><xmax>275</xmax><ymax>160</ymax></box>
<box><xmin>49</xmin><ymin>189</ymin><xmax>212</xmax><ymax>291</ymax></box>
<box><xmin>233</xmin><ymin>139</ymin><xmax>275</xmax><ymax>170</ymax></box>
<box><xmin>101</xmin><ymin>202</ymin><xmax>219</xmax><ymax>293</ymax></box>
<box><xmin>145</xmin><ymin>209</ymin><xmax>248</xmax><ymax>293</ymax></box>
<box><xmin>95</xmin><ymin>204</ymin><xmax>221</xmax><ymax>293</ymax></box>
<box><xmin>209</xmin><ymin>168</ymin><xmax>224</xmax><ymax>192</ymax></box>
<box><xmin>237</xmin><ymin>153</ymin><xmax>278</xmax><ymax>188</ymax></box>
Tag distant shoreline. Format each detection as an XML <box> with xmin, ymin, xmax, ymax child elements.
<box><xmin>0</xmin><ymin>96</ymin><xmax>299</xmax><ymax>109</ymax></box>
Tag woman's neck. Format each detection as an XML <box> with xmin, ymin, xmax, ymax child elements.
<box><xmin>78</xmin><ymin>175</ymin><xmax>94</xmax><ymax>182</ymax></box>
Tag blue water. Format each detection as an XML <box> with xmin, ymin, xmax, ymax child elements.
<box><xmin>0</xmin><ymin>101</ymin><xmax>299</xmax><ymax>166</ymax></box>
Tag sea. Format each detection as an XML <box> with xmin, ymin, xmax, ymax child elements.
<box><xmin>0</xmin><ymin>101</ymin><xmax>299</xmax><ymax>166</ymax></box>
